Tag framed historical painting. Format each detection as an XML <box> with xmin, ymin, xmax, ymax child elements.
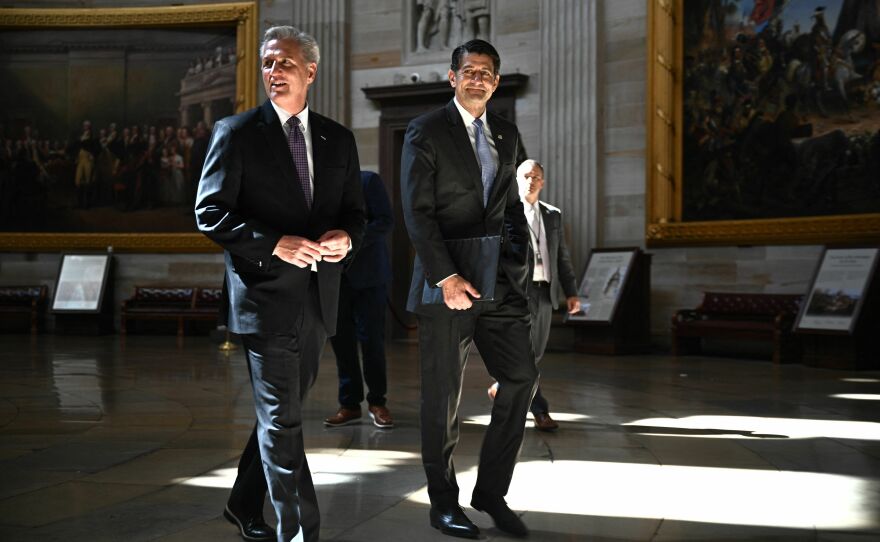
<box><xmin>647</xmin><ymin>0</ymin><xmax>880</xmax><ymax>246</ymax></box>
<box><xmin>795</xmin><ymin>246</ymin><xmax>878</xmax><ymax>333</ymax></box>
<box><xmin>51</xmin><ymin>253</ymin><xmax>112</xmax><ymax>313</ymax></box>
<box><xmin>567</xmin><ymin>247</ymin><xmax>638</xmax><ymax>323</ymax></box>
<box><xmin>0</xmin><ymin>2</ymin><xmax>258</xmax><ymax>252</ymax></box>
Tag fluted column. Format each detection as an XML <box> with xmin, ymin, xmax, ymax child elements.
<box><xmin>539</xmin><ymin>0</ymin><xmax>599</xmax><ymax>268</ymax></box>
<box><xmin>288</xmin><ymin>0</ymin><xmax>350</xmax><ymax>125</ymax></box>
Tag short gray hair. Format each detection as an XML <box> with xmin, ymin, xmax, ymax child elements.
<box><xmin>260</xmin><ymin>26</ymin><xmax>320</xmax><ymax>65</ymax></box>
<box><xmin>516</xmin><ymin>159</ymin><xmax>543</xmax><ymax>181</ymax></box>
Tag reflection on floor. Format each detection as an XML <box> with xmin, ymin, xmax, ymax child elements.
<box><xmin>1</xmin><ymin>335</ymin><xmax>879</xmax><ymax>541</ymax></box>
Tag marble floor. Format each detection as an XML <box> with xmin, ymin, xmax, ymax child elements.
<box><xmin>0</xmin><ymin>334</ymin><xmax>878</xmax><ymax>542</ymax></box>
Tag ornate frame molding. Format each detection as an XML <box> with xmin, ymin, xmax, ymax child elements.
<box><xmin>0</xmin><ymin>2</ymin><xmax>258</xmax><ymax>253</ymax></box>
<box><xmin>645</xmin><ymin>0</ymin><xmax>880</xmax><ymax>247</ymax></box>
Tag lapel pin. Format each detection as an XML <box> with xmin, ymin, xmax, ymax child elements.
<box><xmin>497</xmin><ymin>134</ymin><xmax>503</xmax><ymax>140</ymax></box>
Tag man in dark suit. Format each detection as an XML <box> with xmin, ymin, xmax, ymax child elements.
<box><xmin>325</xmin><ymin>170</ymin><xmax>395</xmax><ymax>429</ymax></box>
<box><xmin>195</xmin><ymin>26</ymin><xmax>364</xmax><ymax>542</ymax></box>
<box><xmin>401</xmin><ymin>39</ymin><xmax>535</xmax><ymax>539</ymax></box>
<box><xmin>489</xmin><ymin>159</ymin><xmax>581</xmax><ymax>431</ymax></box>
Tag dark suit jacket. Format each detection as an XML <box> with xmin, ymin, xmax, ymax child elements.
<box><xmin>195</xmin><ymin>100</ymin><xmax>365</xmax><ymax>335</ymax></box>
<box><xmin>401</xmin><ymin>99</ymin><xmax>529</xmax><ymax>315</ymax></box>
<box><xmin>537</xmin><ymin>201</ymin><xmax>579</xmax><ymax>307</ymax></box>
<box><xmin>345</xmin><ymin>171</ymin><xmax>392</xmax><ymax>290</ymax></box>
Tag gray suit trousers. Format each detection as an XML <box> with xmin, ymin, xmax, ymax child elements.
<box><xmin>242</xmin><ymin>277</ymin><xmax>326</xmax><ymax>542</ymax></box>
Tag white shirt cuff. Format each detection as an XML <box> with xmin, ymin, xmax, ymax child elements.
<box><xmin>437</xmin><ymin>273</ymin><xmax>458</xmax><ymax>287</ymax></box>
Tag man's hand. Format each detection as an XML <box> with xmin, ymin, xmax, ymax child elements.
<box><xmin>566</xmin><ymin>296</ymin><xmax>582</xmax><ymax>314</ymax></box>
<box><xmin>273</xmin><ymin>235</ymin><xmax>325</xmax><ymax>268</ymax></box>
<box><xmin>441</xmin><ymin>275</ymin><xmax>481</xmax><ymax>310</ymax></box>
<box><xmin>317</xmin><ymin>230</ymin><xmax>351</xmax><ymax>263</ymax></box>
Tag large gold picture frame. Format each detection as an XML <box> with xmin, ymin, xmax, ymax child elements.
<box><xmin>0</xmin><ymin>2</ymin><xmax>257</xmax><ymax>252</ymax></box>
<box><xmin>646</xmin><ymin>0</ymin><xmax>880</xmax><ymax>246</ymax></box>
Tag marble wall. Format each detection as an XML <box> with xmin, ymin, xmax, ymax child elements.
<box><xmin>0</xmin><ymin>252</ymin><xmax>225</xmax><ymax>332</ymax></box>
<box><xmin>348</xmin><ymin>0</ymin><xmax>822</xmax><ymax>343</ymax></box>
<box><xmin>349</xmin><ymin>0</ymin><xmax>541</xmax><ymax>171</ymax></box>
<box><xmin>0</xmin><ymin>0</ymin><xmax>825</xmax><ymax>343</ymax></box>
<box><xmin>598</xmin><ymin>0</ymin><xmax>822</xmax><ymax>340</ymax></box>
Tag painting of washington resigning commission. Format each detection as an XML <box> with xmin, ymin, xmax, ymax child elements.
<box><xmin>0</xmin><ymin>24</ymin><xmax>236</xmax><ymax>234</ymax></box>
<box><xmin>682</xmin><ymin>0</ymin><xmax>880</xmax><ymax>222</ymax></box>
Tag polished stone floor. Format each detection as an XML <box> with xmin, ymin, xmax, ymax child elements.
<box><xmin>0</xmin><ymin>334</ymin><xmax>878</xmax><ymax>541</ymax></box>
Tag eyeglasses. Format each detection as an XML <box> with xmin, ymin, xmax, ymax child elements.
<box><xmin>458</xmin><ymin>68</ymin><xmax>496</xmax><ymax>82</ymax></box>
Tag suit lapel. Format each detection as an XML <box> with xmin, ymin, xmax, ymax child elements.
<box><xmin>257</xmin><ymin>100</ymin><xmax>309</xmax><ymax>211</ymax></box>
<box><xmin>486</xmin><ymin>114</ymin><xmax>513</xmax><ymax>206</ymax></box>
<box><xmin>310</xmin><ymin>111</ymin><xmax>327</xmax><ymax>212</ymax></box>
<box><xmin>541</xmin><ymin>203</ymin><xmax>559</xmax><ymax>283</ymax></box>
<box><xmin>444</xmin><ymin>101</ymin><xmax>484</xmax><ymax>203</ymax></box>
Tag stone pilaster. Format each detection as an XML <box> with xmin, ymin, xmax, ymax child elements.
<box><xmin>288</xmin><ymin>0</ymin><xmax>351</xmax><ymax>125</ymax></box>
<box><xmin>538</xmin><ymin>0</ymin><xmax>599</xmax><ymax>267</ymax></box>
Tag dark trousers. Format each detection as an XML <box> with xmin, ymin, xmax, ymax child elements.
<box><xmin>228</xmin><ymin>427</ymin><xmax>265</xmax><ymax>518</ymax></box>
<box><xmin>229</xmin><ymin>277</ymin><xmax>326</xmax><ymax>542</ymax></box>
<box><xmin>329</xmin><ymin>276</ymin><xmax>388</xmax><ymax>407</ymax></box>
<box><xmin>417</xmin><ymin>277</ymin><xmax>538</xmax><ymax>507</ymax></box>
<box><xmin>528</xmin><ymin>281</ymin><xmax>554</xmax><ymax>415</ymax></box>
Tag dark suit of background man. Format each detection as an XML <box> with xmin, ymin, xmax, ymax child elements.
<box><xmin>325</xmin><ymin>170</ymin><xmax>395</xmax><ymax>429</ymax></box>
<box><xmin>401</xmin><ymin>39</ymin><xmax>535</xmax><ymax>539</ymax></box>
<box><xmin>195</xmin><ymin>25</ymin><xmax>364</xmax><ymax>542</ymax></box>
<box><xmin>489</xmin><ymin>159</ymin><xmax>581</xmax><ymax>432</ymax></box>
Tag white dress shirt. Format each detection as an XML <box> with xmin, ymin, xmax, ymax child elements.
<box><xmin>453</xmin><ymin>97</ymin><xmax>499</xmax><ymax>171</ymax></box>
<box><xmin>270</xmin><ymin>101</ymin><xmax>320</xmax><ymax>270</ymax></box>
<box><xmin>523</xmin><ymin>200</ymin><xmax>550</xmax><ymax>282</ymax></box>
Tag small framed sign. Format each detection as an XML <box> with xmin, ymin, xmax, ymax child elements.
<box><xmin>795</xmin><ymin>247</ymin><xmax>879</xmax><ymax>334</ymax></box>
<box><xmin>51</xmin><ymin>254</ymin><xmax>112</xmax><ymax>313</ymax></box>
<box><xmin>567</xmin><ymin>248</ymin><xmax>638</xmax><ymax>323</ymax></box>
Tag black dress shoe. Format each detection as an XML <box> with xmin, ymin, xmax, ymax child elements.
<box><xmin>429</xmin><ymin>505</ymin><xmax>480</xmax><ymax>539</ymax></box>
<box><xmin>471</xmin><ymin>495</ymin><xmax>528</xmax><ymax>537</ymax></box>
<box><xmin>224</xmin><ymin>505</ymin><xmax>274</xmax><ymax>541</ymax></box>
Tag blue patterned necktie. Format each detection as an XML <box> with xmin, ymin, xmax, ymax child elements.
<box><xmin>473</xmin><ymin>118</ymin><xmax>496</xmax><ymax>206</ymax></box>
<box><xmin>286</xmin><ymin>116</ymin><xmax>311</xmax><ymax>208</ymax></box>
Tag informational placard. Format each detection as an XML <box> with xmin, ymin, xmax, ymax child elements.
<box><xmin>795</xmin><ymin>248</ymin><xmax>879</xmax><ymax>333</ymax></box>
<box><xmin>567</xmin><ymin>248</ymin><xmax>637</xmax><ymax>323</ymax></box>
<box><xmin>52</xmin><ymin>254</ymin><xmax>111</xmax><ymax>312</ymax></box>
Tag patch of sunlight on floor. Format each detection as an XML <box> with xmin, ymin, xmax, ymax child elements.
<box><xmin>464</xmin><ymin>412</ymin><xmax>590</xmax><ymax>427</ymax></box>
<box><xmin>408</xmin><ymin>459</ymin><xmax>879</xmax><ymax>530</ymax></box>
<box><xmin>176</xmin><ymin>449</ymin><xmax>420</xmax><ymax>488</ymax></box>
<box><xmin>308</xmin><ymin>449</ymin><xmax>421</xmax><ymax>483</ymax></box>
<box><xmin>624</xmin><ymin>415</ymin><xmax>880</xmax><ymax>440</ymax></box>
<box><xmin>175</xmin><ymin>467</ymin><xmax>237</xmax><ymax>489</ymax></box>
<box><xmin>831</xmin><ymin>393</ymin><xmax>880</xmax><ymax>401</ymax></box>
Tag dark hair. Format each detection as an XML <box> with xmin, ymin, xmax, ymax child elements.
<box><xmin>450</xmin><ymin>39</ymin><xmax>501</xmax><ymax>74</ymax></box>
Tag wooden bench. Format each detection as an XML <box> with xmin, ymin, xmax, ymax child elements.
<box><xmin>671</xmin><ymin>292</ymin><xmax>803</xmax><ymax>364</ymax></box>
<box><xmin>120</xmin><ymin>286</ymin><xmax>222</xmax><ymax>337</ymax></box>
<box><xmin>0</xmin><ymin>285</ymin><xmax>47</xmax><ymax>334</ymax></box>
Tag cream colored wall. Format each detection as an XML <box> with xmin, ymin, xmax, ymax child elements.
<box><xmin>0</xmin><ymin>0</ymin><xmax>827</xmax><ymax>344</ymax></box>
<box><xmin>0</xmin><ymin>0</ymin><xmax>244</xmax><ymax>331</ymax></box>
<box><xmin>598</xmin><ymin>0</ymin><xmax>822</xmax><ymax>342</ymax></box>
<box><xmin>349</xmin><ymin>0</ymin><xmax>541</xmax><ymax>172</ymax></box>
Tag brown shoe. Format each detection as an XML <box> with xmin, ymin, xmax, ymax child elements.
<box><xmin>368</xmin><ymin>404</ymin><xmax>394</xmax><ymax>428</ymax></box>
<box><xmin>324</xmin><ymin>406</ymin><xmax>361</xmax><ymax>427</ymax></box>
<box><xmin>487</xmin><ymin>382</ymin><xmax>499</xmax><ymax>400</ymax></box>
<box><xmin>533</xmin><ymin>412</ymin><xmax>559</xmax><ymax>432</ymax></box>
